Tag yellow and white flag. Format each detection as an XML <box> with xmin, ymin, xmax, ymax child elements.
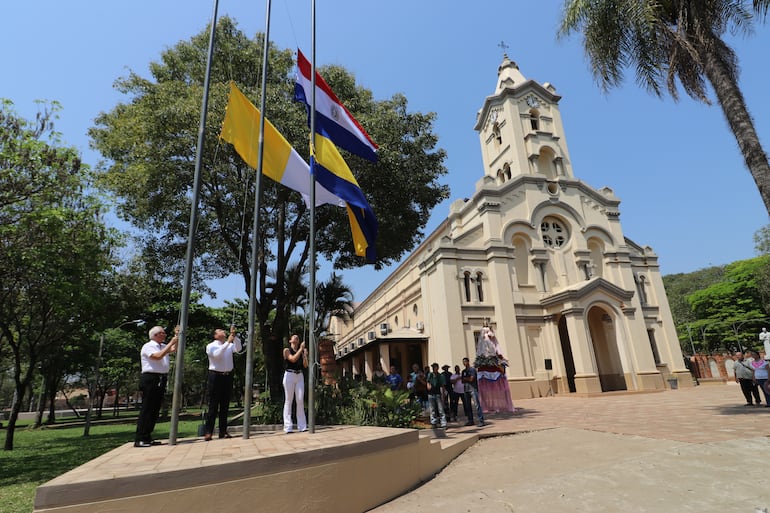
<box><xmin>220</xmin><ymin>82</ymin><xmax>344</xmax><ymax>207</ymax></box>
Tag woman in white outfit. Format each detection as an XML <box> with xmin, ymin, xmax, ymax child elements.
<box><xmin>282</xmin><ymin>335</ymin><xmax>308</xmax><ymax>433</ymax></box>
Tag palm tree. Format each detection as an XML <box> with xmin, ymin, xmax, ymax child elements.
<box><xmin>559</xmin><ymin>0</ymin><xmax>770</xmax><ymax>214</ymax></box>
<box><xmin>314</xmin><ymin>273</ymin><xmax>355</xmax><ymax>337</ymax></box>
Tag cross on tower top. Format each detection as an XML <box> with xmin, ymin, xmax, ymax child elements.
<box><xmin>498</xmin><ymin>40</ymin><xmax>509</xmax><ymax>57</ymax></box>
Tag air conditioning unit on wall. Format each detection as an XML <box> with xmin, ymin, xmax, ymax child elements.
<box><xmin>380</xmin><ymin>323</ymin><xmax>389</xmax><ymax>335</ymax></box>
<box><xmin>416</xmin><ymin>321</ymin><xmax>424</xmax><ymax>332</ymax></box>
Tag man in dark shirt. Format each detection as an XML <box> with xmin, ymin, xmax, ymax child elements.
<box><xmin>461</xmin><ymin>357</ymin><xmax>485</xmax><ymax>427</ymax></box>
<box><xmin>426</xmin><ymin>362</ymin><xmax>447</xmax><ymax>428</ymax></box>
<box><xmin>441</xmin><ymin>364</ymin><xmax>453</xmax><ymax>418</ymax></box>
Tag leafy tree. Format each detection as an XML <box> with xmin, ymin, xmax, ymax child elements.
<box><xmin>89</xmin><ymin>18</ymin><xmax>448</xmax><ymax>401</ymax></box>
<box><xmin>686</xmin><ymin>257</ymin><xmax>769</xmax><ymax>351</ymax></box>
<box><xmin>0</xmin><ymin>100</ymin><xmax>119</xmax><ymax>450</ymax></box>
<box><xmin>664</xmin><ymin>266</ymin><xmax>727</xmax><ymax>326</ymax></box>
<box><xmin>753</xmin><ymin>223</ymin><xmax>770</xmax><ymax>311</ymax></box>
<box><xmin>663</xmin><ymin>265</ymin><xmax>727</xmax><ymax>351</ymax></box>
<box><xmin>559</xmin><ymin>1</ymin><xmax>770</xmax><ymax>214</ymax></box>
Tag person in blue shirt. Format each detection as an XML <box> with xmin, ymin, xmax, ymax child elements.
<box><xmin>385</xmin><ymin>365</ymin><xmax>403</xmax><ymax>391</ymax></box>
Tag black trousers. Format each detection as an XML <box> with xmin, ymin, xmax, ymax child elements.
<box><xmin>449</xmin><ymin>390</ymin><xmax>460</xmax><ymax>418</ymax></box>
<box><xmin>206</xmin><ymin>372</ymin><xmax>234</xmax><ymax>436</ymax></box>
<box><xmin>739</xmin><ymin>378</ymin><xmax>761</xmax><ymax>404</ymax></box>
<box><xmin>135</xmin><ymin>373</ymin><xmax>167</xmax><ymax>443</ymax></box>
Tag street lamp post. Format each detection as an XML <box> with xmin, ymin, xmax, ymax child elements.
<box><xmin>686</xmin><ymin>325</ymin><xmax>696</xmax><ymax>356</ymax></box>
<box><xmin>83</xmin><ymin>319</ymin><xmax>144</xmax><ymax>436</ymax></box>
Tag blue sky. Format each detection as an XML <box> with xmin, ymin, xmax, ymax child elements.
<box><xmin>3</xmin><ymin>1</ymin><xmax>769</xmax><ymax>307</ymax></box>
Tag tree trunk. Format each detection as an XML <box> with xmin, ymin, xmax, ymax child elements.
<box><xmin>262</xmin><ymin>326</ymin><xmax>285</xmax><ymax>404</ymax></box>
<box><xmin>113</xmin><ymin>384</ymin><xmax>120</xmax><ymax>417</ymax></box>
<box><xmin>700</xmin><ymin>40</ymin><xmax>770</xmax><ymax>216</ymax></box>
<box><xmin>97</xmin><ymin>385</ymin><xmax>107</xmax><ymax>419</ymax></box>
<box><xmin>60</xmin><ymin>388</ymin><xmax>81</xmax><ymax>418</ymax></box>
<box><xmin>46</xmin><ymin>376</ymin><xmax>59</xmax><ymax>424</ymax></box>
<box><xmin>4</xmin><ymin>379</ymin><xmax>27</xmax><ymax>451</ymax></box>
<box><xmin>33</xmin><ymin>376</ymin><xmax>46</xmax><ymax>428</ymax></box>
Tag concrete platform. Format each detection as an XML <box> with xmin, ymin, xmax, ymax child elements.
<box><xmin>33</xmin><ymin>424</ymin><xmax>477</xmax><ymax>513</ymax></box>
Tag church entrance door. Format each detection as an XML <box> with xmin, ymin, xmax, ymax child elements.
<box><xmin>587</xmin><ymin>306</ymin><xmax>627</xmax><ymax>392</ymax></box>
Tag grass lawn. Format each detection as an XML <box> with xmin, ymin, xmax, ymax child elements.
<box><xmin>0</xmin><ymin>415</ymin><xmax>202</xmax><ymax>513</ymax></box>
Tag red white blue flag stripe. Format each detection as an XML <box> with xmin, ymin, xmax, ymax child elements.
<box><xmin>294</xmin><ymin>49</ymin><xmax>378</xmax><ymax>162</ymax></box>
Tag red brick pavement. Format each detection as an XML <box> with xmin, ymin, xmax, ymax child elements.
<box><xmin>449</xmin><ymin>383</ymin><xmax>770</xmax><ymax>443</ymax></box>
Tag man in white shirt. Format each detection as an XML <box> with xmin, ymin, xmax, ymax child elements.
<box><xmin>204</xmin><ymin>326</ymin><xmax>242</xmax><ymax>440</ymax></box>
<box><xmin>134</xmin><ymin>325</ymin><xmax>177</xmax><ymax>447</ymax></box>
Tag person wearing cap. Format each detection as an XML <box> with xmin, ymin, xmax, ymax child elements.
<box><xmin>203</xmin><ymin>326</ymin><xmax>241</xmax><ymax>441</ymax></box>
<box><xmin>440</xmin><ymin>364</ymin><xmax>453</xmax><ymax>419</ymax></box>
<box><xmin>426</xmin><ymin>362</ymin><xmax>447</xmax><ymax>428</ymax></box>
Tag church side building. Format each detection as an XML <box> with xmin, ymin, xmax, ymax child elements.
<box><xmin>330</xmin><ymin>55</ymin><xmax>691</xmax><ymax>398</ymax></box>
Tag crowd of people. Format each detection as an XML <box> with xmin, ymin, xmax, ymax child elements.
<box><xmin>131</xmin><ymin>322</ymin><xmax>518</xmax><ymax>446</ymax></box>
<box><xmin>382</xmin><ymin>327</ymin><xmax>516</xmax><ymax>429</ymax></box>
<box><xmin>396</xmin><ymin>359</ymin><xmax>485</xmax><ymax>428</ymax></box>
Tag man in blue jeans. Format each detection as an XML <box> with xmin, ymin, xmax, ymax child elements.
<box><xmin>461</xmin><ymin>357</ymin><xmax>485</xmax><ymax>427</ymax></box>
<box><xmin>426</xmin><ymin>362</ymin><xmax>447</xmax><ymax>428</ymax></box>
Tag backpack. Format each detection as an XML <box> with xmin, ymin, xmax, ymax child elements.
<box><xmin>414</xmin><ymin>374</ymin><xmax>428</xmax><ymax>395</ymax></box>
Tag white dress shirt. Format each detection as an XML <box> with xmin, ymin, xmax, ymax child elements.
<box><xmin>206</xmin><ymin>336</ymin><xmax>242</xmax><ymax>372</ymax></box>
<box><xmin>140</xmin><ymin>341</ymin><xmax>171</xmax><ymax>374</ymax></box>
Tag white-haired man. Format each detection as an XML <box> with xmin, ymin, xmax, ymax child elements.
<box><xmin>134</xmin><ymin>325</ymin><xmax>177</xmax><ymax>447</ymax></box>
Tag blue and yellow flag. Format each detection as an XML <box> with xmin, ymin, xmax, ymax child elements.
<box><xmin>294</xmin><ymin>51</ymin><xmax>379</xmax><ymax>261</ymax></box>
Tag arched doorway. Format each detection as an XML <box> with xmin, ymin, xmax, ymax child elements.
<box><xmin>557</xmin><ymin>316</ymin><xmax>577</xmax><ymax>393</ymax></box>
<box><xmin>587</xmin><ymin>306</ymin><xmax>627</xmax><ymax>391</ymax></box>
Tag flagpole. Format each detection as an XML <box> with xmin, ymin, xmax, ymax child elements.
<box><xmin>307</xmin><ymin>0</ymin><xmax>318</xmax><ymax>434</ymax></box>
<box><xmin>169</xmin><ymin>0</ymin><xmax>219</xmax><ymax>445</ymax></box>
<box><xmin>243</xmin><ymin>0</ymin><xmax>273</xmax><ymax>439</ymax></box>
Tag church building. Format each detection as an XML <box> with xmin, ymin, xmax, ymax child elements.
<box><xmin>330</xmin><ymin>55</ymin><xmax>691</xmax><ymax>398</ymax></box>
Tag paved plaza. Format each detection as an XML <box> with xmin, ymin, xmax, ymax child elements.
<box><xmin>372</xmin><ymin>383</ymin><xmax>770</xmax><ymax>513</ymax></box>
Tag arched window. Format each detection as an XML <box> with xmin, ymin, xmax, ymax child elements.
<box><xmin>529</xmin><ymin>108</ymin><xmax>540</xmax><ymax>131</ymax></box>
<box><xmin>413</xmin><ymin>304</ymin><xmax>418</xmax><ymax>316</ymax></box>
<box><xmin>587</xmin><ymin>238</ymin><xmax>604</xmax><ymax>278</ymax></box>
<box><xmin>394</xmin><ymin>316</ymin><xmax>399</xmax><ymax>327</ymax></box>
<box><xmin>535</xmin><ymin>147</ymin><xmax>557</xmax><ymax>179</ymax></box>
<box><xmin>463</xmin><ymin>271</ymin><xmax>472</xmax><ymax>302</ymax></box>
<box><xmin>476</xmin><ymin>272</ymin><xmax>484</xmax><ymax>302</ymax></box>
<box><xmin>493</xmin><ymin>122</ymin><xmax>502</xmax><ymax>145</ymax></box>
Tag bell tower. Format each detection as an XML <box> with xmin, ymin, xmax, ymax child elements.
<box><xmin>474</xmin><ymin>54</ymin><xmax>575</xmax><ymax>184</ymax></box>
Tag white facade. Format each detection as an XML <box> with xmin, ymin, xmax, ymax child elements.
<box><xmin>330</xmin><ymin>56</ymin><xmax>690</xmax><ymax>397</ymax></box>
